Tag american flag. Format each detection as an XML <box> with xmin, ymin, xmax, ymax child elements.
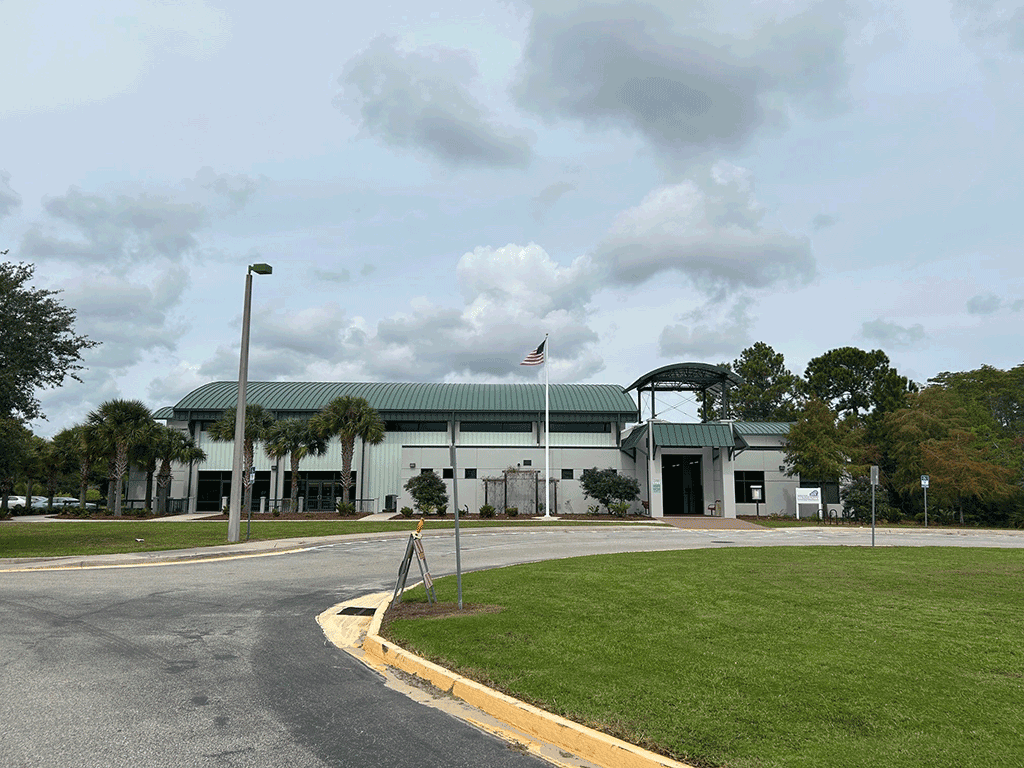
<box><xmin>520</xmin><ymin>339</ymin><xmax>545</xmax><ymax>366</ymax></box>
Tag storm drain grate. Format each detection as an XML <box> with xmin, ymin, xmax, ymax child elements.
<box><xmin>711</xmin><ymin>540</ymin><xmax>734</xmax><ymax>544</ymax></box>
<box><xmin>338</xmin><ymin>606</ymin><xmax>376</xmax><ymax>616</ymax></box>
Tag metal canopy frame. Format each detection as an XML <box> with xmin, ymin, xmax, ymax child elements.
<box><xmin>624</xmin><ymin>362</ymin><xmax>745</xmax><ymax>423</ymax></box>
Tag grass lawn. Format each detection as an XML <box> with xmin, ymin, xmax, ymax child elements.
<box><xmin>384</xmin><ymin>547</ymin><xmax>1024</xmax><ymax>768</ymax></box>
<box><xmin>0</xmin><ymin>518</ymin><xmax>643</xmax><ymax>558</ymax></box>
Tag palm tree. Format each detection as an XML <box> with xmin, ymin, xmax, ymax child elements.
<box><xmin>65</xmin><ymin>423</ymin><xmax>104</xmax><ymax>511</ymax></box>
<box><xmin>265</xmin><ymin>419</ymin><xmax>327</xmax><ymax>512</ymax></box>
<box><xmin>310</xmin><ymin>396</ymin><xmax>386</xmax><ymax>511</ymax></box>
<box><xmin>207</xmin><ymin>404</ymin><xmax>275</xmax><ymax>513</ymax></box>
<box><xmin>129</xmin><ymin>421</ymin><xmax>163</xmax><ymax>512</ymax></box>
<box><xmin>87</xmin><ymin>399</ymin><xmax>154</xmax><ymax>517</ymax></box>
<box><xmin>152</xmin><ymin>426</ymin><xmax>206</xmax><ymax>515</ymax></box>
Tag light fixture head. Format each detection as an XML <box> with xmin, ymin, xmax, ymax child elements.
<box><xmin>249</xmin><ymin>263</ymin><xmax>273</xmax><ymax>275</ymax></box>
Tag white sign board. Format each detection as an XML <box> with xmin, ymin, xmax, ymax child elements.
<box><xmin>921</xmin><ymin>475</ymin><xmax>929</xmax><ymax>488</ymax></box>
<box><xmin>652</xmin><ymin>481</ymin><xmax>661</xmax><ymax>494</ymax></box>
<box><xmin>796</xmin><ymin>487</ymin><xmax>822</xmax><ymax>505</ymax></box>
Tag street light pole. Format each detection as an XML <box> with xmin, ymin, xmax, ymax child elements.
<box><xmin>228</xmin><ymin>263</ymin><xmax>272</xmax><ymax>543</ymax></box>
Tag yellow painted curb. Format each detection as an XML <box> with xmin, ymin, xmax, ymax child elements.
<box><xmin>362</xmin><ymin>598</ymin><xmax>695</xmax><ymax>768</ymax></box>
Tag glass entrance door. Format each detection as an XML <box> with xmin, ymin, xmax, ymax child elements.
<box><xmin>662</xmin><ymin>455</ymin><xmax>703</xmax><ymax>515</ymax></box>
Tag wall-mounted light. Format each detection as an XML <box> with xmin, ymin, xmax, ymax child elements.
<box><xmin>409</xmin><ymin>462</ymin><xmax>416</xmax><ymax>469</ymax></box>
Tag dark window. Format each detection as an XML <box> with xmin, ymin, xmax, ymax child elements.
<box><xmin>420</xmin><ymin>468</ymin><xmax>433</xmax><ymax>474</ymax></box>
<box><xmin>561</xmin><ymin>469</ymin><xmax>574</xmax><ymax>480</ymax></box>
<box><xmin>442</xmin><ymin>468</ymin><xmax>454</xmax><ymax>479</ymax></box>
<box><xmin>735</xmin><ymin>471</ymin><xmax>766</xmax><ymax>503</ymax></box>
<box><xmin>460</xmin><ymin>421</ymin><xmax>532</xmax><ymax>432</ymax></box>
<box><xmin>522</xmin><ymin>459</ymin><xmax>532</xmax><ymax>467</ymax></box>
<box><xmin>464</xmin><ymin>468</ymin><xmax>477</xmax><ymax>479</ymax></box>
<box><xmin>549</xmin><ymin>422</ymin><xmax>608</xmax><ymax>433</ymax></box>
<box><xmin>386</xmin><ymin>421</ymin><xmax>447</xmax><ymax>432</ymax></box>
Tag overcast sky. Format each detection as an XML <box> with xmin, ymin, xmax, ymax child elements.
<box><xmin>3</xmin><ymin>0</ymin><xmax>1022</xmax><ymax>436</ymax></box>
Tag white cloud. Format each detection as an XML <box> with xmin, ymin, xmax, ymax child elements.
<box><xmin>966</xmin><ymin>292</ymin><xmax>1002</xmax><ymax>314</ymax></box>
<box><xmin>337</xmin><ymin>35</ymin><xmax>533</xmax><ymax>169</ymax></box>
<box><xmin>592</xmin><ymin>163</ymin><xmax>815</xmax><ymax>296</ymax></box>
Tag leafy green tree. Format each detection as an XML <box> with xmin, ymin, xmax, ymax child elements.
<box><xmin>87</xmin><ymin>399</ymin><xmax>154</xmax><ymax>517</ymax></box>
<box><xmin>311</xmin><ymin>396</ymin><xmax>386</xmax><ymax>507</ymax></box>
<box><xmin>929</xmin><ymin>364</ymin><xmax>1024</xmax><ymax>437</ymax></box>
<box><xmin>0</xmin><ymin>261</ymin><xmax>99</xmax><ymax>421</ymax></box>
<box><xmin>730</xmin><ymin>342</ymin><xmax>801</xmax><ymax>421</ymax></box>
<box><xmin>0</xmin><ymin>417</ymin><xmax>33</xmax><ymax>516</ymax></box>
<box><xmin>404</xmin><ymin>470</ymin><xmax>448</xmax><ymax>515</ymax></box>
<box><xmin>802</xmin><ymin>347</ymin><xmax>916</xmax><ymax>423</ymax></box>
<box><xmin>579</xmin><ymin>468</ymin><xmax>640</xmax><ymax>514</ymax></box>
<box><xmin>66</xmin><ymin>423</ymin><xmax>106</xmax><ymax>511</ymax></box>
<box><xmin>783</xmin><ymin>398</ymin><xmax>861</xmax><ymax>482</ymax></box>
<box><xmin>39</xmin><ymin>434</ymin><xmax>77</xmax><ymax>510</ymax></box>
<box><xmin>265</xmin><ymin>419</ymin><xmax>327</xmax><ymax>511</ymax></box>
<box><xmin>207</xmin><ymin>404</ymin><xmax>275</xmax><ymax>512</ymax></box>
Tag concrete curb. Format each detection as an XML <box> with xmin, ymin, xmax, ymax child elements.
<box><xmin>360</xmin><ymin>596</ymin><xmax>695</xmax><ymax>768</ymax></box>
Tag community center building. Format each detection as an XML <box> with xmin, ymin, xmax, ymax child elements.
<box><xmin>151</xmin><ymin>363</ymin><xmax>816</xmax><ymax>518</ymax></box>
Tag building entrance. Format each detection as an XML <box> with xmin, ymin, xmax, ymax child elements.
<box><xmin>662</xmin><ymin>455</ymin><xmax>703</xmax><ymax>515</ymax></box>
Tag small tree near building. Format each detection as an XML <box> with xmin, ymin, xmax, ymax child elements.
<box><xmin>404</xmin><ymin>471</ymin><xmax>448</xmax><ymax>515</ymax></box>
<box><xmin>579</xmin><ymin>468</ymin><xmax>640</xmax><ymax>516</ymax></box>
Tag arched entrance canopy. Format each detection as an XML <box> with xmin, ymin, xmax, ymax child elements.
<box><xmin>625</xmin><ymin>362</ymin><xmax>745</xmax><ymax>422</ymax></box>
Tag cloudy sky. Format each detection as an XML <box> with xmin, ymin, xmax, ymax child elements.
<box><xmin>3</xmin><ymin>0</ymin><xmax>1022</xmax><ymax>435</ymax></box>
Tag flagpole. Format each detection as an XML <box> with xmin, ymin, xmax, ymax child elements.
<box><xmin>543</xmin><ymin>333</ymin><xmax>551</xmax><ymax>518</ymax></box>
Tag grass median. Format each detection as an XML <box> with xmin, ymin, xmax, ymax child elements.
<box><xmin>384</xmin><ymin>546</ymin><xmax>1024</xmax><ymax>768</ymax></box>
<box><xmin>0</xmin><ymin>517</ymin><xmax>650</xmax><ymax>558</ymax></box>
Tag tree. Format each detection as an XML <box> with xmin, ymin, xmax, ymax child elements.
<box><xmin>311</xmin><ymin>397</ymin><xmax>386</xmax><ymax>508</ymax></box>
<box><xmin>0</xmin><ymin>417</ymin><xmax>33</xmax><ymax>516</ymax></box>
<box><xmin>404</xmin><ymin>470</ymin><xmax>448</xmax><ymax>515</ymax></box>
<box><xmin>729</xmin><ymin>342</ymin><xmax>801</xmax><ymax>421</ymax></box>
<box><xmin>66</xmin><ymin>423</ymin><xmax>105</xmax><ymax>511</ymax></box>
<box><xmin>783</xmin><ymin>398</ymin><xmax>861</xmax><ymax>482</ymax></box>
<box><xmin>802</xmin><ymin>347</ymin><xmax>916</xmax><ymax>424</ymax></box>
<box><xmin>150</xmin><ymin>425</ymin><xmax>206</xmax><ymax>515</ymax></box>
<box><xmin>207</xmin><ymin>404</ymin><xmax>275</xmax><ymax>512</ymax></box>
<box><xmin>265</xmin><ymin>419</ymin><xmax>327</xmax><ymax>511</ymax></box>
<box><xmin>579</xmin><ymin>468</ymin><xmax>641</xmax><ymax>515</ymax></box>
<box><xmin>87</xmin><ymin>399</ymin><xmax>154</xmax><ymax>517</ymax></box>
<box><xmin>39</xmin><ymin>434</ymin><xmax>77</xmax><ymax>510</ymax></box>
<box><xmin>0</xmin><ymin>262</ymin><xmax>99</xmax><ymax>421</ymax></box>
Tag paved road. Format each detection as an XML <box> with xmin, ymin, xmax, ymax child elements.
<box><xmin>2</xmin><ymin>524</ymin><xmax>1022</xmax><ymax>767</ymax></box>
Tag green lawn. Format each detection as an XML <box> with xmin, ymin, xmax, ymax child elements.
<box><xmin>0</xmin><ymin>518</ymin><xmax>643</xmax><ymax>558</ymax></box>
<box><xmin>384</xmin><ymin>547</ymin><xmax>1024</xmax><ymax>768</ymax></box>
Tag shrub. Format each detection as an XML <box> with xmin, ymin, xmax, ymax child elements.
<box><xmin>609</xmin><ymin>501</ymin><xmax>631</xmax><ymax>518</ymax></box>
<box><xmin>505</xmin><ymin>506</ymin><xmax>519</xmax><ymax>518</ymax></box>
<box><xmin>580</xmin><ymin>468</ymin><xmax>640</xmax><ymax>514</ymax></box>
<box><xmin>404</xmin><ymin>471</ymin><xmax>449</xmax><ymax>515</ymax></box>
<box><xmin>271</xmin><ymin>507</ymin><xmax>280</xmax><ymax>517</ymax></box>
<box><xmin>336</xmin><ymin>500</ymin><xmax>355</xmax><ymax>516</ymax></box>
<box><xmin>399</xmin><ymin>506</ymin><xmax>414</xmax><ymax>518</ymax></box>
<box><xmin>479</xmin><ymin>504</ymin><xmax>496</xmax><ymax>519</ymax></box>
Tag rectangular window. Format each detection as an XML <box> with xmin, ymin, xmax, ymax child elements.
<box><xmin>522</xmin><ymin>459</ymin><xmax>532</xmax><ymax>467</ymax></box>
<box><xmin>549</xmin><ymin>422</ymin><xmax>608</xmax><ymax>433</ymax></box>
<box><xmin>464</xmin><ymin>468</ymin><xmax>477</xmax><ymax>479</ymax></box>
<box><xmin>735</xmin><ymin>471</ymin><xmax>766</xmax><ymax>503</ymax></box>
<box><xmin>420</xmin><ymin>468</ymin><xmax>433</xmax><ymax>474</ymax></box>
<box><xmin>561</xmin><ymin>469</ymin><xmax>574</xmax><ymax>480</ymax></box>
<box><xmin>386</xmin><ymin>421</ymin><xmax>448</xmax><ymax>432</ymax></box>
<box><xmin>442</xmin><ymin>468</ymin><xmax>454</xmax><ymax>479</ymax></box>
<box><xmin>460</xmin><ymin>421</ymin><xmax>532</xmax><ymax>432</ymax></box>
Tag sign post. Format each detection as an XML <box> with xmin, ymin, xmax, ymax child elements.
<box><xmin>870</xmin><ymin>465</ymin><xmax>879</xmax><ymax>548</ymax></box>
<box><xmin>921</xmin><ymin>474</ymin><xmax>929</xmax><ymax>527</ymax></box>
<box><xmin>392</xmin><ymin>518</ymin><xmax>438</xmax><ymax>605</ymax></box>
<box><xmin>751</xmin><ymin>485</ymin><xmax>763</xmax><ymax>518</ymax></box>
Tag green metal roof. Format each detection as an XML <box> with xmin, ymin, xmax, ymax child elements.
<box><xmin>152</xmin><ymin>406</ymin><xmax>174</xmax><ymax>420</ymax></box>
<box><xmin>733</xmin><ymin>422</ymin><xmax>792</xmax><ymax>435</ymax></box>
<box><xmin>621</xmin><ymin>422</ymin><xmax>743</xmax><ymax>452</ymax></box>
<box><xmin>170</xmin><ymin>381</ymin><xmax>637</xmax><ymax>421</ymax></box>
